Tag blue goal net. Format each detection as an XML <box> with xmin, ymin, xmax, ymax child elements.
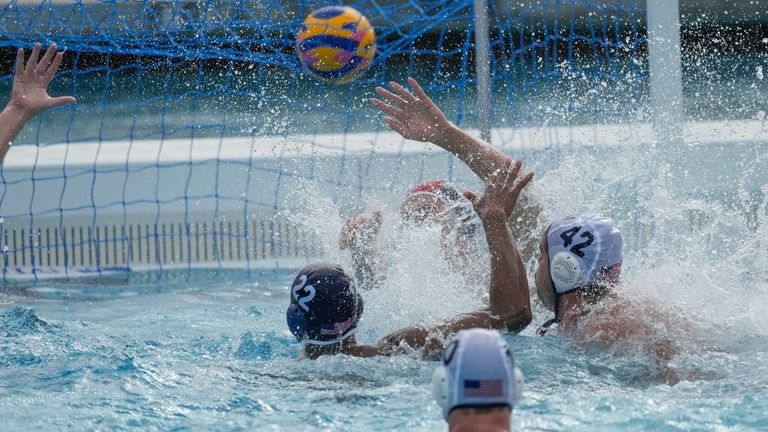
<box><xmin>0</xmin><ymin>0</ymin><xmax>647</xmax><ymax>278</ymax></box>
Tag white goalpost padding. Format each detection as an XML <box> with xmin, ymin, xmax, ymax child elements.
<box><xmin>646</xmin><ymin>0</ymin><xmax>684</xmax><ymax>146</ymax></box>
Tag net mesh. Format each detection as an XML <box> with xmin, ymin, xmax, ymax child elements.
<box><xmin>0</xmin><ymin>0</ymin><xmax>646</xmax><ymax>278</ymax></box>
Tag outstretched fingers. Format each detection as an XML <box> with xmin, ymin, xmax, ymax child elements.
<box><xmin>371</xmin><ymin>98</ymin><xmax>402</xmax><ymax>118</ymax></box>
<box><xmin>375</xmin><ymin>85</ymin><xmax>408</xmax><ymax>108</ymax></box>
<box><xmin>24</xmin><ymin>43</ymin><xmax>42</xmax><ymax>75</ymax></box>
<box><xmin>503</xmin><ymin>159</ymin><xmax>522</xmax><ymax>188</ymax></box>
<box><xmin>48</xmin><ymin>95</ymin><xmax>77</xmax><ymax>108</ymax></box>
<box><xmin>14</xmin><ymin>48</ymin><xmax>24</xmax><ymax>77</ymax></box>
<box><xmin>383</xmin><ymin>116</ymin><xmax>407</xmax><ymax>134</ymax></box>
<box><xmin>407</xmin><ymin>77</ymin><xmax>433</xmax><ymax>103</ymax></box>
<box><xmin>388</xmin><ymin>81</ymin><xmax>417</xmax><ymax>102</ymax></box>
<box><xmin>478</xmin><ymin>159</ymin><xmax>534</xmax><ymax>219</ymax></box>
<box><xmin>44</xmin><ymin>52</ymin><xmax>65</xmax><ymax>82</ymax></box>
<box><xmin>486</xmin><ymin>163</ymin><xmax>506</xmax><ymax>194</ymax></box>
<box><xmin>516</xmin><ymin>171</ymin><xmax>535</xmax><ymax>190</ymax></box>
<box><xmin>35</xmin><ymin>43</ymin><xmax>57</xmax><ymax>76</ymax></box>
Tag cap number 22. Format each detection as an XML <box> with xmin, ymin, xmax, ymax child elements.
<box><xmin>292</xmin><ymin>274</ymin><xmax>316</xmax><ymax>312</ymax></box>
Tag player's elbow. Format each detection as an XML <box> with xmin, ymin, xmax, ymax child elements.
<box><xmin>497</xmin><ymin>306</ymin><xmax>532</xmax><ymax>334</ymax></box>
<box><xmin>511</xmin><ymin>308</ymin><xmax>533</xmax><ymax>333</ymax></box>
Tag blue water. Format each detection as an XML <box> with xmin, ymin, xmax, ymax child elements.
<box><xmin>1</xmin><ymin>268</ymin><xmax>767</xmax><ymax>431</ymax></box>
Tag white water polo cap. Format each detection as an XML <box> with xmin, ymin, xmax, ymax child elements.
<box><xmin>547</xmin><ymin>215</ymin><xmax>623</xmax><ymax>294</ymax></box>
<box><xmin>431</xmin><ymin>329</ymin><xmax>523</xmax><ymax>420</ymax></box>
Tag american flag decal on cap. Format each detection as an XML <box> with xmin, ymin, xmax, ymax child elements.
<box><xmin>463</xmin><ymin>379</ymin><xmax>503</xmax><ymax>397</ymax></box>
<box><xmin>320</xmin><ymin>318</ymin><xmax>353</xmax><ymax>336</ymax></box>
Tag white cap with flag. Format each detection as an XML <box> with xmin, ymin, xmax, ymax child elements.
<box><xmin>431</xmin><ymin>329</ymin><xmax>523</xmax><ymax>420</ymax></box>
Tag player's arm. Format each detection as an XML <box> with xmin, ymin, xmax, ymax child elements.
<box><xmin>375</xmin><ymin>161</ymin><xmax>534</xmax><ymax>358</ymax></box>
<box><xmin>637</xmin><ymin>323</ymin><xmax>680</xmax><ymax>384</ymax></box>
<box><xmin>459</xmin><ymin>159</ymin><xmax>534</xmax><ymax>333</ymax></box>
<box><xmin>339</xmin><ymin>211</ymin><xmax>385</xmax><ymax>290</ymax></box>
<box><xmin>0</xmin><ymin>43</ymin><xmax>76</xmax><ymax>165</ymax></box>
<box><xmin>589</xmin><ymin>313</ymin><xmax>680</xmax><ymax>384</ymax></box>
<box><xmin>372</xmin><ymin>77</ymin><xmax>542</xmax><ymax>263</ymax></box>
<box><xmin>371</xmin><ymin>77</ymin><xmax>508</xmax><ymax>181</ymax></box>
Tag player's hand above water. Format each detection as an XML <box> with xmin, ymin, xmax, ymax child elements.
<box><xmin>0</xmin><ymin>42</ymin><xmax>76</xmax><ymax>165</ymax></box>
<box><xmin>9</xmin><ymin>42</ymin><xmax>76</xmax><ymax>119</ymax></box>
<box><xmin>339</xmin><ymin>211</ymin><xmax>383</xmax><ymax>250</ymax></box>
<box><xmin>465</xmin><ymin>159</ymin><xmax>533</xmax><ymax>222</ymax></box>
<box><xmin>371</xmin><ymin>77</ymin><xmax>450</xmax><ymax>143</ymax></box>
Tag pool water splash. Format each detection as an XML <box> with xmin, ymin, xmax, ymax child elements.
<box><xmin>0</xmin><ymin>306</ymin><xmax>57</xmax><ymax>337</ymax></box>
<box><xmin>284</xmin><ymin>178</ymin><xmax>491</xmax><ymax>340</ymax></box>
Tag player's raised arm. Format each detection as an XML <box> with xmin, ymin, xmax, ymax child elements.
<box><xmin>0</xmin><ymin>43</ymin><xmax>76</xmax><ymax>165</ymax></box>
<box><xmin>375</xmin><ymin>160</ymin><xmax>534</xmax><ymax>358</ymax></box>
<box><xmin>339</xmin><ymin>211</ymin><xmax>385</xmax><ymax>290</ymax></box>
<box><xmin>371</xmin><ymin>77</ymin><xmax>509</xmax><ymax>181</ymax></box>
<box><xmin>465</xmin><ymin>159</ymin><xmax>533</xmax><ymax>330</ymax></box>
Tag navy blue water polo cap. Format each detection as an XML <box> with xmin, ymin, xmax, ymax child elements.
<box><xmin>286</xmin><ymin>263</ymin><xmax>364</xmax><ymax>345</ymax></box>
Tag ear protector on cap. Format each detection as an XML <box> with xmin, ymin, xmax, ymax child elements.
<box><xmin>286</xmin><ymin>295</ymin><xmax>363</xmax><ymax>344</ymax></box>
<box><xmin>546</xmin><ymin>215</ymin><xmax>623</xmax><ymax>296</ymax></box>
<box><xmin>514</xmin><ymin>368</ymin><xmax>524</xmax><ymax>405</ymax></box>
<box><xmin>286</xmin><ymin>303</ymin><xmax>308</xmax><ymax>342</ymax></box>
<box><xmin>431</xmin><ymin>329</ymin><xmax>524</xmax><ymax>420</ymax></box>
<box><xmin>431</xmin><ymin>364</ymin><xmax>448</xmax><ymax>404</ymax></box>
<box><xmin>550</xmin><ymin>251</ymin><xmax>582</xmax><ymax>291</ymax></box>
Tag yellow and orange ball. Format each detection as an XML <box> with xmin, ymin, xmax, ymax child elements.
<box><xmin>296</xmin><ymin>6</ymin><xmax>376</xmax><ymax>83</ymax></box>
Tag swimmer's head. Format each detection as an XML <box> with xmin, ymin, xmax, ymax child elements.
<box><xmin>401</xmin><ymin>180</ymin><xmax>461</xmax><ymax>224</ymax></box>
<box><xmin>401</xmin><ymin>180</ymin><xmax>480</xmax><ymax>236</ymax></box>
<box><xmin>535</xmin><ymin>215</ymin><xmax>623</xmax><ymax>317</ymax></box>
<box><xmin>432</xmin><ymin>329</ymin><xmax>523</xmax><ymax>421</ymax></box>
<box><xmin>286</xmin><ymin>263</ymin><xmax>364</xmax><ymax>346</ymax></box>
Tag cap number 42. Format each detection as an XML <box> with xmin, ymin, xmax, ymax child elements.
<box><xmin>560</xmin><ymin>226</ymin><xmax>594</xmax><ymax>258</ymax></box>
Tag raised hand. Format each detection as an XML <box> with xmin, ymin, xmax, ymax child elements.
<box><xmin>465</xmin><ymin>159</ymin><xmax>534</xmax><ymax>222</ymax></box>
<box><xmin>371</xmin><ymin>77</ymin><xmax>450</xmax><ymax>143</ymax></box>
<box><xmin>9</xmin><ymin>42</ymin><xmax>76</xmax><ymax>118</ymax></box>
<box><xmin>339</xmin><ymin>211</ymin><xmax>383</xmax><ymax>250</ymax></box>
<box><xmin>0</xmin><ymin>42</ymin><xmax>76</xmax><ymax>164</ymax></box>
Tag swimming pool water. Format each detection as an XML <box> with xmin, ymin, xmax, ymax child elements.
<box><xmin>2</xmin><ymin>124</ymin><xmax>768</xmax><ymax>430</ymax></box>
<box><xmin>1</xmin><ymin>268</ymin><xmax>767</xmax><ymax>431</ymax></box>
